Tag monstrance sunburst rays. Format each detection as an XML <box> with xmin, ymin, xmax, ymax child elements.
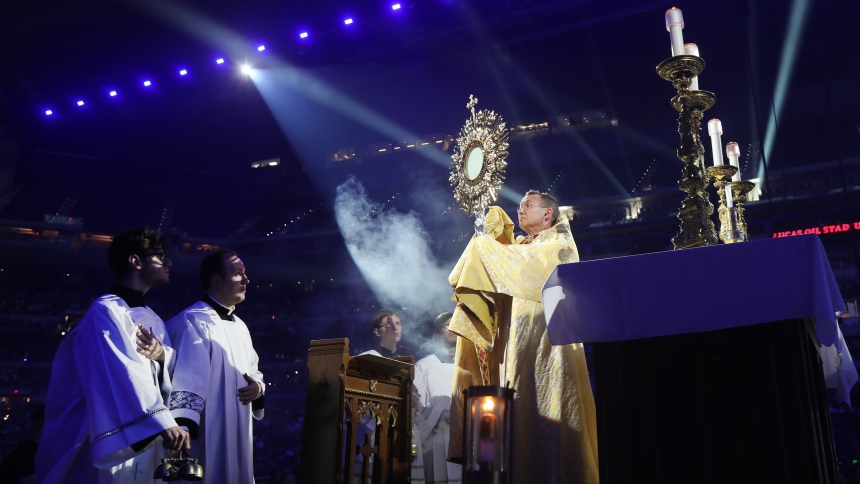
<box><xmin>449</xmin><ymin>95</ymin><xmax>509</xmax><ymax>217</ymax></box>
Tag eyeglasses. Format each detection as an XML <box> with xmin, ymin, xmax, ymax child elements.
<box><xmin>517</xmin><ymin>201</ymin><xmax>545</xmax><ymax>212</ymax></box>
<box><xmin>144</xmin><ymin>251</ymin><xmax>169</xmax><ymax>263</ymax></box>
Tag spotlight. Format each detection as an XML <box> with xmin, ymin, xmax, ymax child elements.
<box><xmin>241</xmin><ymin>64</ymin><xmax>251</xmax><ymax>75</ymax></box>
<box><xmin>392</xmin><ymin>3</ymin><xmax>401</xmax><ymax>10</ymax></box>
<box><xmin>216</xmin><ymin>58</ymin><xmax>225</xmax><ymax>64</ymax></box>
<box><xmin>344</xmin><ymin>18</ymin><xmax>353</xmax><ymax>25</ymax></box>
<box><xmin>143</xmin><ymin>80</ymin><xmax>152</xmax><ymax>86</ymax></box>
<box><xmin>109</xmin><ymin>91</ymin><xmax>117</xmax><ymax>97</ymax></box>
<box><xmin>180</xmin><ymin>69</ymin><xmax>188</xmax><ymax>75</ymax></box>
<box><xmin>77</xmin><ymin>100</ymin><xmax>84</xmax><ymax>106</ymax></box>
<box><xmin>257</xmin><ymin>45</ymin><xmax>265</xmax><ymax>51</ymax></box>
<box><xmin>299</xmin><ymin>32</ymin><xmax>308</xmax><ymax>39</ymax></box>
<box><xmin>45</xmin><ymin>110</ymin><xmax>53</xmax><ymax>115</ymax></box>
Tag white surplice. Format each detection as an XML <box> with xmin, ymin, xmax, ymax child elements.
<box><xmin>165</xmin><ymin>301</ymin><xmax>264</xmax><ymax>484</ymax></box>
<box><xmin>36</xmin><ymin>295</ymin><xmax>177</xmax><ymax>484</ymax></box>
<box><xmin>413</xmin><ymin>354</ymin><xmax>461</xmax><ymax>484</ymax></box>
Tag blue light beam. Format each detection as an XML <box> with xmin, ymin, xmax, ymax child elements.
<box><xmin>757</xmin><ymin>0</ymin><xmax>812</xmax><ymax>180</ymax></box>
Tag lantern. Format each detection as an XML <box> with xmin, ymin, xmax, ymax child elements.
<box><xmin>463</xmin><ymin>385</ymin><xmax>513</xmax><ymax>484</ymax></box>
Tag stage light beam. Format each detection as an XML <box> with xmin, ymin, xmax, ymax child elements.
<box><xmin>249</xmin><ymin>68</ymin><xmax>522</xmax><ymax>202</ymax></box>
<box><xmin>757</xmin><ymin>0</ymin><xmax>812</xmax><ymax>181</ymax></box>
<box><xmin>241</xmin><ymin>64</ymin><xmax>252</xmax><ymax>75</ymax></box>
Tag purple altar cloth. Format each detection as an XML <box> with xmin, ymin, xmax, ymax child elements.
<box><xmin>542</xmin><ymin>234</ymin><xmax>857</xmax><ymax>403</ymax></box>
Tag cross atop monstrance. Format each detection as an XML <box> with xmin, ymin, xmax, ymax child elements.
<box><xmin>467</xmin><ymin>94</ymin><xmax>479</xmax><ymax>113</ymax></box>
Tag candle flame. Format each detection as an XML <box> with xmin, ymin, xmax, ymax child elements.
<box><xmin>482</xmin><ymin>397</ymin><xmax>495</xmax><ymax>412</ymax></box>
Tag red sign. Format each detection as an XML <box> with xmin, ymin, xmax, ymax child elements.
<box><xmin>772</xmin><ymin>222</ymin><xmax>860</xmax><ymax>238</ymax></box>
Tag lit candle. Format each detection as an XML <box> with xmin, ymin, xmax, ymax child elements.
<box><xmin>665</xmin><ymin>8</ymin><xmax>685</xmax><ymax>57</ymax></box>
<box><xmin>684</xmin><ymin>43</ymin><xmax>700</xmax><ymax>90</ymax></box>
<box><xmin>707</xmin><ymin>119</ymin><xmax>723</xmax><ymax>166</ymax></box>
<box><xmin>478</xmin><ymin>398</ymin><xmax>496</xmax><ymax>463</ymax></box>
<box><xmin>726</xmin><ymin>142</ymin><xmax>741</xmax><ymax>182</ymax></box>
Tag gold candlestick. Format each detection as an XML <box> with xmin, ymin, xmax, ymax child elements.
<box><xmin>728</xmin><ymin>180</ymin><xmax>756</xmax><ymax>240</ymax></box>
<box><xmin>657</xmin><ymin>55</ymin><xmax>718</xmax><ymax>249</ymax></box>
<box><xmin>706</xmin><ymin>165</ymin><xmax>743</xmax><ymax>243</ymax></box>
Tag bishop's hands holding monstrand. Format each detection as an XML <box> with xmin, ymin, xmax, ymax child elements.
<box><xmin>484</xmin><ymin>206</ymin><xmax>515</xmax><ymax>244</ymax></box>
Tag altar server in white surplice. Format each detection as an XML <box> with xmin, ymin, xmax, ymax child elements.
<box><xmin>413</xmin><ymin>312</ymin><xmax>462</xmax><ymax>484</ymax></box>
<box><xmin>36</xmin><ymin>228</ymin><xmax>191</xmax><ymax>484</ymax></box>
<box><xmin>166</xmin><ymin>250</ymin><xmax>264</xmax><ymax>484</ymax></box>
<box><xmin>355</xmin><ymin>309</ymin><xmax>403</xmax><ymax>483</ymax></box>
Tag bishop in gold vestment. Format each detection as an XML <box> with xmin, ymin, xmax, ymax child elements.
<box><xmin>447</xmin><ymin>192</ymin><xmax>599</xmax><ymax>484</ymax></box>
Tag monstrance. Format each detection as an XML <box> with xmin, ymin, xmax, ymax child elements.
<box><xmin>449</xmin><ymin>95</ymin><xmax>509</xmax><ymax>234</ymax></box>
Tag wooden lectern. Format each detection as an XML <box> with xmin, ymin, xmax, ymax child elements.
<box><xmin>299</xmin><ymin>338</ymin><xmax>414</xmax><ymax>484</ymax></box>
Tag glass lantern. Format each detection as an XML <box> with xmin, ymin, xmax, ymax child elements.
<box><xmin>463</xmin><ymin>385</ymin><xmax>513</xmax><ymax>484</ymax></box>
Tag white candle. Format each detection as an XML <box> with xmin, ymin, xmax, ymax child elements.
<box><xmin>707</xmin><ymin>119</ymin><xmax>723</xmax><ymax>166</ymax></box>
<box><xmin>665</xmin><ymin>8</ymin><xmax>685</xmax><ymax>57</ymax></box>
<box><xmin>725</xmin><ymin>185</ymin><xmax>734</xmax><ymax>208</ymax></box>
<box><xmin>684</xmin><ymin>43</ymin><xmax>700</xmax><ymax>90</ymax></box>
<box><xmin>726</xmin><ymin>142</ymin><xmax>741</xmax><ymax>182</ymax></box>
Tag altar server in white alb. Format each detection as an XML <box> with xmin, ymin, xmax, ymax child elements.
<box><xmin>166</xmin><ymin>250</ymin><xmax>265</xmax><ymax>484</ymax></box>
<box><xmin>413</xmin><ymin>312</ymin><xmax>462</xmax><ymax>484</ymax></box>
<box><xmin>36</xmin><ymin>228</ymin><xmax>191</xmax><ymax>483</ymax></box>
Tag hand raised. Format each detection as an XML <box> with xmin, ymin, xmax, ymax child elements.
<box><xmin>136</xmin><ymin>325</ymin><xmax>165</xmax><ymax>363</ymax></box>
<box><xmin>238</xmin><ymin>373</ymin><xmax>262</xmax><ymax>405</ymax></box>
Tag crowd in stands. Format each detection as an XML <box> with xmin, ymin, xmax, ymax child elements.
<box><xmin>830</xmin><ymin>383</ymin><xmax>860</xmax><ymax>482</ymax></box>
<box><xmin>830</xmin><ymin>255</ymin><xmax>858</xmax><ymax>270</ymax></box>
<box><xmin>0</xmin><ymin>269</ymin><xmax>859</xmax><ymax>482</ymax></box>
<box><xmin>769</xmin><ymin>173</ymin><xmax>860</xmax><ymax>199</ymax></box>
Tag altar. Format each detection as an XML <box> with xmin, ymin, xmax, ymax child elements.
<box><xmin>542</xmin><ymin>234</ymin><xmax>857</xmax><ymax>483</ymax></box>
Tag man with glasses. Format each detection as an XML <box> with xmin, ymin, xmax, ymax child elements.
<box><xmin>165</xmin><ymin>250</ymin><xmax>265</xmax><ymax>484</ymax></box>
<box><xmin>412</xmin><ymin>311</ymin><xmax>461</xmax><ymax>484</ymax></box>
<box><xmin>447</xmin><ymin>190</ymin><xmax>598</xmax><ymax>484</ymax></box>
<box><xmin>354</xmin><ymin>308</ymin><xmax>404</xmax><ymax>482</ymax></box>
<box><xmin>37</xmin><ymin>227</ymin><xmax>190</xmax><ymax>483</ymax></box>
<box><xmin>366</xmin><ymin>308</ymin><xmax>403</xmax><ymax>357</ymax></box>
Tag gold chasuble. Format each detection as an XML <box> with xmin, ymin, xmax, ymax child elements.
<box><xmin>447</xmin><ymin>207</ymin><xmax>599</xmax><ymax>484</ymax></box>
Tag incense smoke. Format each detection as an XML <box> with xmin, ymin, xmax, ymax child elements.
<box><xmin>334</xmin><ymin>176</ymin><xmax>454</xmax><ymax>321</ymax></box>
